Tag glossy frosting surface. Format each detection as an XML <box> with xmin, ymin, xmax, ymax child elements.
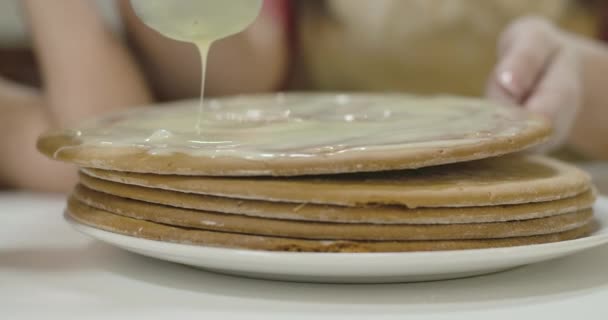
<box><xmin>57</xmin><ymin>93</ymin><xmax>547</xmax><ymax>160</ymax></box>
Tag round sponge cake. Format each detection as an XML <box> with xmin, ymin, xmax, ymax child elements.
<box><xmin>38</xmin><ymin>93</ymin><xmax>550</xmax><ymax>176</ymax></box>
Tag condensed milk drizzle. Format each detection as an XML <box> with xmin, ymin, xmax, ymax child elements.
<box><xmin>60</xmin><ymin>94</ymin><xmax>541</xmax><ymax>161</ymax></box>
<box><xmin>195</xmin><ymin>41</ymin><xmax>211</xmax><ymax>135</ymax></box>
<box><xmin>129</xmin><ymin>0</ymin><xmax>263</xmax><ymax>133</ymax></box>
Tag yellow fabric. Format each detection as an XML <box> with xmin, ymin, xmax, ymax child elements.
<box><xmin>292</xmin><ymin>0</ymin><xmax>598</xmax><ymax>96</ymax></box>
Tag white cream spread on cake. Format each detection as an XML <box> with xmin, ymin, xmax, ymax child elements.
<box><xmin>58</xmin><ymin>93</ymin><xmax>545</xmax><ymax>160</ymax></box>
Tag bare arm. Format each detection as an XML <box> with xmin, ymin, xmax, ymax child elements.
<box><xmin>0</xmin><ymin>82</ymin><xmax>78</xmax><ymax>192</ymax></box>
<box><xmin>0</xmin><ymin>0</ymin><xmax>152</xmax><ymax>192</ymax></box>
<box><xmin>568</xmin><ymin>36</ymin><xmax>608</xmax><ymax>159</ymax></box>
<box><xmin>22</xmin><ymin>0</ymin><xmax>152</xmax><ymax>126</ymax></box>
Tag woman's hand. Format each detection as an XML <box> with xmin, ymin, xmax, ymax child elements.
<box><xmin>487</xmin><ymin>17</ymin><xmax>582</xmax><ymax>151</ymax></box>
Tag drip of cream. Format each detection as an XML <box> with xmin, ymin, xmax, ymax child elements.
<box><xmin>129</xmin><ymin>0</ymin><xmax>263</xmax><ymax>133</ymax></box>
<box><xmin>195</xmin><ymin>41</ymin><xmax>211</xmax><ymax>134</ymax></box>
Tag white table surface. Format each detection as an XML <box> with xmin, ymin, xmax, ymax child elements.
<box><xmin>2</xmin><ymin>192</ymin><xmax>608</xmax><ymax>320</ymax></box>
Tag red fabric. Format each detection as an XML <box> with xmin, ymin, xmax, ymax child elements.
<box><xmin>263</xmin><ymin>0</ymin><xmax>294</xmax><ymax>37</ymax></box>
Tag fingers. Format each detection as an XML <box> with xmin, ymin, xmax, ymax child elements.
<box><xmin>525</xmin><ymin>48</ymin><xmax>582</xmax><ymax>149</ymax></box>
<box><xmin>487</xmin><ymin>17</ymin><xmax>560</xmax><ymax>104</ymax></box>
<box><xmin>487</xmin><ymin>17</ymin><xmax>582</xmax><ymax>152</ymax></box>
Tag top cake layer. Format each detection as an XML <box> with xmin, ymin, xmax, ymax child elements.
<box><xmin>38</xmin><ymin>93</ymin><xmax>551</xmax><ymax>176</ymax></box>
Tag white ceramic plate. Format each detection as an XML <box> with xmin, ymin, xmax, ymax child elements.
<box><xmin>67</xmin><ymin>197</ymin><xmax>608</xmax><ymax>284</ymax></box>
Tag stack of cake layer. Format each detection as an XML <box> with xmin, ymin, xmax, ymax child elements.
<box><xmin>38</xmin><ymin>94</ymin><xmax>596</xmax><ymax>252</ymax></box>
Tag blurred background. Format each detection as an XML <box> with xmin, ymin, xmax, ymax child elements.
<box><xmin>0</xmin><ymin>0</ymin><xmax>607</xmax><ymax>193</ymax></box>
<box><xmin>1</xmin><ymin>0</ymin><xmax>604</xmax><ymax>98</ymax></box>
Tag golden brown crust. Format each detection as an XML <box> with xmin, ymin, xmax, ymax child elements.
<box><xmin>70</xmin><ymin>190</ymin><xmax>593</xmax><ymax>241</ymax></box>
<box><xmin>78</xmin><ymin>173</ymin><xmax>596</xmax><ymax>224</ymax></box>
<box><xmin>37</xmin><ymin>94</ymin><xmax>551</xmax><ymax>176</ymax></box>
<box><xmin>82</xmin><ymin>155</ymin><xmax>592</xmax><ymax>207</ymax></box>
<box><xmin>39</xmin><ymin>126</ymin><xmax>550</xmax><ymax>176</ymax></box>
<box><xmin>66</xmin><ymin>198</ymin><xmax>594</xmax><ymax>252</ymax></box>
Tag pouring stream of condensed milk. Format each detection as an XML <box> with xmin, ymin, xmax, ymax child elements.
<box><xmin>129</xmin><ymin>0</ymin><xmax>263</xmax><ymax>133</ymax></box>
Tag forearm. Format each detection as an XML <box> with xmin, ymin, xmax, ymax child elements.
<box><xmin>0</xmin><ymin>85</ymin><xmax>76</xmax><ymax>193</ymax></box>
<box><xmin>568</xmin><ymin>35</ymin><xmax>608</xmax><ymax>159</ymax></box>
<box><xmin>22</xmin><ymin>0</ymin><xmax>152</xmax><ymax>127</ymax></box>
